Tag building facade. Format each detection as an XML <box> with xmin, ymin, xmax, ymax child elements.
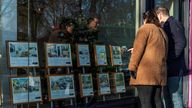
<box><xmin>0</xmin><ymin>0</ymin><xmax>191</xmax><ymax>108</ymax></box>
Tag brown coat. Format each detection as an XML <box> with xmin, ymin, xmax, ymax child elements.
<box><xmin>129</xmin><ymin>24</ymin><xmax>168</xmax><ymax>86</ymax></box>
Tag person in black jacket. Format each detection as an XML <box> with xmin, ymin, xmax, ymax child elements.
<box><xmin>77</xmin><ymin>17</ymin><xmax>99</xmax><ymax>43</ymax></box>
<box><xmin>155</xmin><ymin>6</ymin><xmax>186</xmax><ymax>108</ymax></box>
<box><xmin>49</xmin><ymin>19</ymin><xmax>75</xmax><ymax>43</ymax></box>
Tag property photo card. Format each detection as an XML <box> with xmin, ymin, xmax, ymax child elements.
<box><xmin>45</xmin><ymin>43</ymin><xmax>72</xmax><ymax>67</ymax></box>
<box><xmin>48</xmin><ymin>75</ymin><xmax>75</xmax><ymax>100</ymax></box>
<box><xmin>76</xmin><ymin>44</ymin><xmax>91</xmax><ymax>67</ymax></box>
<box><xmin>97</xmin><ymin>73</ymin><xmax>111</xmax><ymax>95</ymax></box>
<box><xmin>113</xmin><ymin>72</ymin><xmax>126</xmax><ymax>93</ymax></box>
<box><xmin>109</xmin><ymin>45</ymin><xmax>123</xmax><ymax>66</ymax></box>
<box><xmin>10</xmin><ymin>76</ymin><xmax>42</xmax><ymax>104</ymax></box>
<box><xmin>7</xmin><ymin>41</ymin><xmax>39</xmax><ymax>68</ymax></box>
<box><xmin>79</xmin><ymin>74</ymin><xmax>94</xmax><ymax>97</ymax></box>
<box><xmin>94</xmin><ymin>45</ymin><xmax>108</xmax><ymax>66</ymax></box>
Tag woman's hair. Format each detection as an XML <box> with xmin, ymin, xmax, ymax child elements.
<box><xmin>143</xmin><ymin>10</ymin><xmax>160</xmax><ymax>27</ymax></box>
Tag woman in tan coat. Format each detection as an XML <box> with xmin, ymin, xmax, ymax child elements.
<box><xmin>128</xmin><ymin>11</ymin><xmax>168</xmax><ymax>108</ymax></box>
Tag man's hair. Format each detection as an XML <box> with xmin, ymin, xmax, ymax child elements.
<box><xmin>155</xmin><ymin>6</ymin><xmax>170</xmax><ymax>16</ymax></box>
<box><xmin>87</xmin><ymin>17</ymin><xmax>95</xmax><ymax>24</ymax></box>
<box><xmin>87</xmin><ymin>16</ymin><xmax>98</xmax><ymax>25</ymax></box>
<box><xmin>60</xmin><ymin>18</ymin><xmax>74</xmax><ymax>29</ymax></box>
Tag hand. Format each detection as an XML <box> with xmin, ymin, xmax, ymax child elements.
<box><xmin>129</xmin><ymin>70</ymin><xmax>137</xmax><ymax>79</ymax></box>
<box><xmin>128</xmin><ymin>48</ymin><xmax>134</xmax><ymax>53</ymax></box>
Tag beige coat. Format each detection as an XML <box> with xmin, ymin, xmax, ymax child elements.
<box><xmin>129</xmin><ymin>24</ymin><xmax>168</xmax><ymax>86</ymax></box>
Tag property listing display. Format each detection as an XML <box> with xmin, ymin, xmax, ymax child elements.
<box><xmin>113</xmin><ymin>73</ymin><xmax>126</xmax><ymax>93</ymax></box>
<box><xmin>6</xmin><ymin>41</ymin><xmax>129</xmax><ymax>105</ymax></box>
<box><xmin>10</xmin><ymin>76</ymin><xmax>42</xmax><ymax>104</ymax></box>
<box><xmin>45</xmin><ymin>43</ymin><xmax>72</xmax><ymax>67</ymax></box>
<box><xmin>97</xmin><ymin>73</ymin><xmax>111</xmax><ymax>95</ymax></box>
<box><xmin>109</xmin><ymin>45</ymin><xmax>123</xmax><ymax>66</ymax></box>
<box><xmin>76</xmin><ymin>44</ymin><xmax>91</xmax><ymax>67</ymax></box>
<box><xmin>7</xmin><ymin>41</ymin><xmax>39</xmax><ymax>68</ymax></box>
<box><xmin>79</xmin><ymin>74</ymin><xmax>94</xmax><ymax>97</ymax></box>
<box><xmin>48</xmin><ymin>75</ymin><xmax>75</xmax><ymax>100</ymax></box>
<box><xmin>94</xmin><ymin>45</ymin><xmax>108</xmax><ymax>66</ymax></box>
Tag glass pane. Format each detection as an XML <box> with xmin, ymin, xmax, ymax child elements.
<box><xmin>98</xmin><ymin>0</ymin><xmax>136</xmax><ymax>46</ymax></box>
<box><xmin>155</xmin><ymin>0</ymin><xmax>173</xmax><ymax>7</ymax></box>
<box><xmin>1</xmin><ymin>0</ymin><xmax>137</xmax><ymax>107</ymax></box>
<box><xmin>154</xmin><ymin>0</ymin><xmax>178</xmax><ymax>17</ymax></box>
<box><xmin>98</xmin><ymin>0</ymin><xmax>136</xmax><ymax>71</ymax></box>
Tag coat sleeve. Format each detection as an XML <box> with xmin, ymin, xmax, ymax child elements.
<box><xmin>128</xmin><ymin>27</ymin><xmax>148</xmax><ymax>71</ymax></box>
<box><xmin>169</xmin><ymin>21</ymin><xmax>186</xmax><ymax>60</ymax></box>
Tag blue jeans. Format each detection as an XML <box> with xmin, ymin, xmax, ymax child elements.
<box><xmin>163</xmin><ymin>76</ymin><xmax>183</xmax><ymax>108</ymax></box>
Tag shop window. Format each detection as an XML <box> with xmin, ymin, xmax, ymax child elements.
<box><xmin>1</xmin><ymin>0</ymin><xmax>139</xmax><ymax>107</ymax></box>
<box><xmin>154</xmin><ymin>0</ymin><xmax>179</xmax><ymax>18</ymax></box>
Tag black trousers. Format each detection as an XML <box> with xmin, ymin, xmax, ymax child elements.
<box><xmin>163</xmin><ymin>85</ymin><xmax>174</xmax><ymax>108</ymax></box>
<box><xmin>136</xmin><ymin>85</ymin><xmax>163</xmax><ymax>108</ymax></box>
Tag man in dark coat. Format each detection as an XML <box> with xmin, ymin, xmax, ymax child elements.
<box><xmin>49</xmin><ymin>19</ymin><xmax>75</xmax><ymax>43</ymax></box>
<box><xmin>77</xmin><ymin>17</ymin><xmax>99</xmax><ymax>43</ymax></box>
<box><xmin>156</xmin><ymin>6</ymin><xmax>186</xmax><ymax>108</ymax></box>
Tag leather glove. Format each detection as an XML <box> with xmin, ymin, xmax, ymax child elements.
<box><xmin>129</xmin><ymin>70</ymin><xmax>137</xmax><ymax>79</ymax></box>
